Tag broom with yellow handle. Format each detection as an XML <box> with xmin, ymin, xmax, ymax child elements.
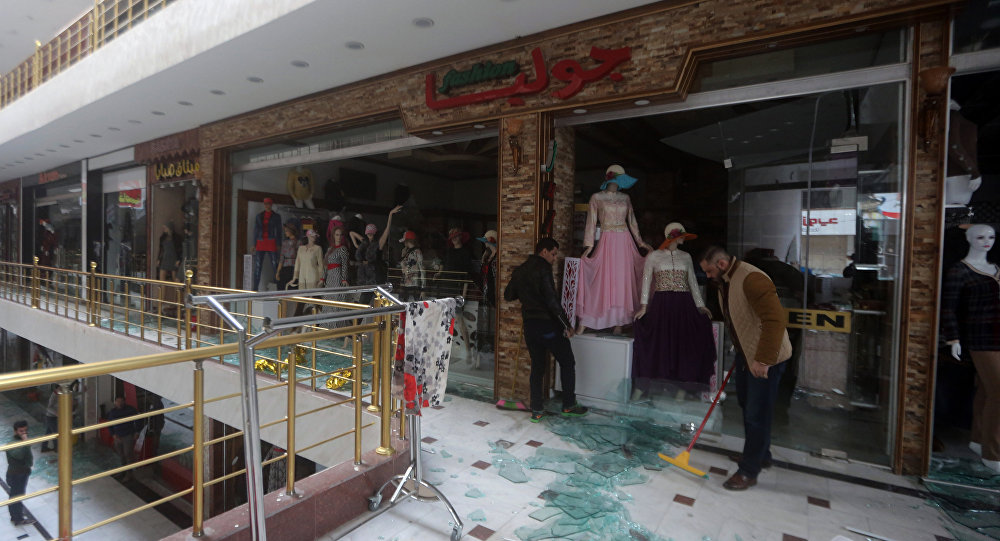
<box><xmin>658</xmin><ymin>359</ymin><xmax>738</xmax><ymax>478</ymax></box>
<box><xmin>495</xmin><ymin>329</ymin><xmax>529</xmax><ymax>411</ymax></box>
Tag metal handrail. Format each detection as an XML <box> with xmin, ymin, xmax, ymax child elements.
<box><xmin>0</xmin><ymin>281</ymin><xmax>408</xmax><ymax>539</ymax></box>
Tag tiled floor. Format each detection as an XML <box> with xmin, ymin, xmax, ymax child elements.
<box><xmin>323</xmin><ymin>394</ymin><xmax>968</xmax><ymax>541</ymax></box>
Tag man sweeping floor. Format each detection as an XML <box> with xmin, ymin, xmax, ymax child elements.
<box><xmin>503</xmin><ymin>237</ymin><xmax>588</xmax><ymax>423</ymax></box>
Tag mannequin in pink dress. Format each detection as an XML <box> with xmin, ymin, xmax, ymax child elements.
<box><xmin>576</xmin><ymin>165</ymin><xmax>651</xmax><ymax>334</ymax></box>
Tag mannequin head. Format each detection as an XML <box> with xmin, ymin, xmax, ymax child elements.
<box><xmin>365</xmin><ymin>224</ymin><xmax>377</xmax><ymax>241</ymax></box>
<box><xmin>262</xmin><ymin>198</ymin><xmax>274</xmax><ymax>212</ymax></box>
<box><xmin>284</xmin><ymin>224</ymin><xmax>297</xmax><ymax>239</ymax></box>
<box><xmin>661</xmin><ymin>222</ymin><xmax>697</xmax><ymax>250</ymax></box>
<box><xmin>305</xmin><ymin>229</ymin><xmax>318</xmax><ymax>245</ymax></box>
<box><xmin>966</xmin><ymin>224</ymin><xmax>996</xmax><ymax>255</ymax></box>
<box><xmin>331</xmin><ymin>226</ymin><xmax>345</xmax><ymax>247</ymax></box>
<box><xmin>600</xmin><ymin>164</ymin><xmax>638</xmax><ymax>191</ymax></box>
<box><xmin>400</xmin><ymin>230</ymin><xmax>418</xmax><ymax>249</ymax></box>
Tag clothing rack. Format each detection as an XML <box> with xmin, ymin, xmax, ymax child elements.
<box><xmin>367</xmin><ymin>295</ymin><xmax>465</xmax><ymax>541</ymax></box>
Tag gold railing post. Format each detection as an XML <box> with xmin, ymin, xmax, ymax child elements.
<box><xmin>184</xmin><ymin>270</ymin><xmax>193</xmax><ymax>349</ymax></box>
<box><xmin>285</xmin><ymin>339</ymin><xmax>297</xmax><ymax>496</ymax></box>
<box><xmin>192</xmin><ymin>362</ymin><xmax>205</xmax><ymax>537</ymax></box>
<box><xmin>31</xmin><ymin>42</ymin><xmax>41</xmax><ymax>90</ymax></box>
<box><xmin>90</xmin><ymin>0</ymin><xmax>99</xmax><ymax>50</ymax></box>
<box><xmin>88</xmin><ymin>261</ymin><xmax>97</xmax><ymax>326</ymax></box>
<box><xmin>57</xmin><ymin>385</ymin><xmax>73</xmax><ymax>539</ymax></box>
<box><xmin>353</xmin><ymin>333</ymin><xmax>363</xmax><ymax>465</ymax></box>
<box><xmin>375</xmin><ymin>296</ymin><xmax>394</xmax><ymax>456</ymax></box>
<box><xmin>31</xmin><ymin>256</ymin><xmax>39</xmax><ymax>308</ymax></box>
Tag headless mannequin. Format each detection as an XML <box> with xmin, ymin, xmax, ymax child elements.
<box><xmin>287</xmin><ymin>166</ymin><xmax>316</xmax><ymax>209</ymax></box>
<box><xmin>946</xmin><ymin>224</ymin><xmax>1000</xmax><ymax>472</ymax></box>
<box><xmin>633</xmin><ymin>232</ymin><xmax>711</xmax><ymax>320</ymax></box>
<box><xmin>945</xmin><ymin>100</ymin><xmax>983</xmax><ymax>207</ymax></box>
<box><xmin>577</xmin><ymin>181</ymin><xmax>652</xmax><ymax>335</ymax></box>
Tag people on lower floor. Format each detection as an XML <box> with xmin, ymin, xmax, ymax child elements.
<box><xmin>5</xmin><ymin>420</ymin><xmax>35</xmax><ymax>526</ymax></box>
<box><xmin>106</xmin><ymin>397</ymin><xmax>139</xmax><ymax>481</ymax></box>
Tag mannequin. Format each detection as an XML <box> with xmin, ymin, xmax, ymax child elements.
<box><xmin>38</xmin><ymin>219</ymin><xmax>57</xmax><ymax>268</ymax></box>
<box><xmin>252</xmin><ymin>198</ymin><xmax>282</xmax><ymax>291</ymax></box>
<box><xmin>941</xmin><ymin>224</ymin><xmax>1000</xmax><ymax>472</ymax></box>
<box><xmin>286</xmin><ymin>166</ymin><xmax>316</xmax><ymax>209</ymax></box>
<box><xmin>576</xmin><ymin>165</ymin><xmax>651</xmax><ymax>334</ymax></box>
<box><xmin>632</xmin><ymin>223</ymin><xmax>716</xmax><ymax>396</ymax></box>
<box><xmin>477</xmin><ymin>230</ymin><xmax>498</xmax><ymax>308</ymax></box>
<box><xmin>289</xmin><ymin>229</ymin><xmax>324</xmax><ymax>317</ymax></box>
<box><xmin>399</xmin><ymin>230</ymin><xmax>425</xmax><ymax>301</ymax></box>
<box><xmin>157</xmin><ymin>222</ymin><xmax>180</xmax><ymax>283</ymax></box>
<box><xmin>945</xmin><ymin>100</ymin><xmax>982</xmax><ymax>206</ymax></box>
<box><xmin>324</xmin><ymin>226</ymin><xmax>351</xmax><ymax>288</ymax></box>
<box><xmin>274</xmin><ymin>223</ymin><xmax>300</xmax><ymax>291</ymax></box>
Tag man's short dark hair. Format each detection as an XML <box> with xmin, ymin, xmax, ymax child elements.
<box><xmin>13</xmin><ymin>420</ymin><xmax>27</xmax><ymax>431</ymax></box>
<box><xmin>700</xmin><ymin>245</ymin><xmax>730</xmax><ymax>264</ymax></box>
<box><xmin>535</xmin><ymin>238</ymin><xmax>559</xmax><ymax>254</ymax></box>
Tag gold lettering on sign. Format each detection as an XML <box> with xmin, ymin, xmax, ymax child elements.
<box><xmin>154</xmin><ymin>159</ymin><xmax>199</xmax><ymax>181</ymax></box>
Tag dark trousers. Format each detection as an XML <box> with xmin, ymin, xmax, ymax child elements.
<box><xmin>6</xmin><ymin>471</ymin><xmax>29</xmax><ymax>521</ymax></box>
<box><xmin>524</xmin><ymin>319</ymin><xmax>576</xmax><ymax>413</ymax></box>
<box><xmin>42</xmin><ymin>414</ymin><xmax>58</xmax><ymax>451</ymax></box>
<box><xmin>253</xmin><ymin>250</ymin><xmax>278</xmax><ymax>291</ymax></box>
<box><xmin>734</xmin><ymin>353</ymin><xmax>786</xmax><ymax>477</ymax></box>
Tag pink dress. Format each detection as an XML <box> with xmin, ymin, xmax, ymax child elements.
<box><xmin>576</xmin><ymin>190</ymin><xmax>645</xmax><ymax>329</ymax></box>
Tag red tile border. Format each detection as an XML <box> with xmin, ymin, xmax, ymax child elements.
<box><xmin>673</xmin><ymin>494</ymin><xmax>695</xmax><ymax>506</ymax></box>
<box><xmin>807</xmin><ymin>496</ymin><xmax>830</xmax><ymax>508</ymax></box>
<box><xmin>468</xmin><ymin>525</ymin><xmax>496</xmax><ymax>540</ymax></box>
<box><xmin>782</xmin><ymin>535</ymin><xmax>808</xmax><ymax>541</ymax></box>
<box><xmin>421</xmin><ymin>436</ymin><xmax>437</xmax><ymax>443</ymax></box>
<box><xmin>471</xmin><ymin>460</ymin><xmax>491</xmax><ymax>470</ymax></box>
<box><xmin>526</xmin><ymin>440</ymin><xmax>544</xmax><ymax>447</ymax></box>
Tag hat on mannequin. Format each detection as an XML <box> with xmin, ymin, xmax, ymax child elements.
<box><xmin>476</xmin><ymin>230</ymin><xmax>498</xmax><ymax>246</ymax></box>
<box><xmin>658</xmin><ymin>222</ymin><xmax>697</xmax><ymax>249</ymax></box>
<box><xmin>600</xmin><ymin>164</ymin><xmax>639</xmax><ymax>190</ymax></box>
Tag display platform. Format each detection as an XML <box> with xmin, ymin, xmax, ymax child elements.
<box><xmin>555</xmin><ymin>333</ymin><xmax>633</xmax><ymax>409</ymax></box>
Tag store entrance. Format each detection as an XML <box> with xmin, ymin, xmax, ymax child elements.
<box><xmin>568</xmin><ymin>82</ymin><xmax>905</xmax><ymax>466</ymax></box>
<box><xmin>230</xmin><ymin>130</ymin><xmax>499</xmax><ymax>396</ymax></box>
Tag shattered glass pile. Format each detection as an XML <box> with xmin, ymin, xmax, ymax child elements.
<box><xmin>490</xmin><ymin>415</ymin><xmax>693</xmax><ymax>541</ymax></box>
<box><xmin>925</xmin><ymin>456</ymin><xmax>1000</xmax><ymax>540</ymax></box>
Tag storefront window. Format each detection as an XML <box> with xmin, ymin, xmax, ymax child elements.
<box><xmin>690</xmin><ymin>30</ymin><xmax>905</xmax><ymax>93</ymax></box>
<box><xmin>953</xmin><ymin>0</ymin><xmax>1000</xmax><ymax>54</ymax></box>
<box><xmin>0</xmin><ymin>181</ymin><xmax>18</xmax><ymax>263</ymax></box>
<box><xmin>34</xmin><ymin>179</ymin><xmax>83</xmax><ymax>271</ymax></box>
<box><xmin>573</xmin><ymin>81</ymin><xmax>904</xmax><ymax>465</ymax></box>
<box><xmin>231</xmin><ymin>131</ymin><xmax>499</xmax><ymax>392</ymax></box>
<box><xmin>102</xmin><ymin>167</ymin><xmax>148</xmax><ymax>278</ymax></box>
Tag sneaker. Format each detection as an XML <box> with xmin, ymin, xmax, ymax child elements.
<box><xmin>530</xmin><ymin>411</ymin><xmax>547</xmax><ymax>423</ymax></box>
<box><xmin>15</xmin><ymin>518</ymin><xmax>36</xmax><ymax>526</ymax></box>
<box><xmin>561</xmin><ymin>403</ymin><xmax>588</xmax><ymax>417</ymax></box>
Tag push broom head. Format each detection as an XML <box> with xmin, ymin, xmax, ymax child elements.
<box><xmin>658</xmin><ymin>450</ymin><xmax>709</xmax><ymax>479</ymax></box>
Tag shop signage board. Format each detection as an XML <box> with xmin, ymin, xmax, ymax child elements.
<box><xmin>425</xmin><ymin>46</ymin><xmax>631</xmax><ymax>109</ymax></box>
<box><xmin>154</xmin><ymin>159</ymin><xmax>199</xmax><ymax>182</ymax></box>
<box><xmin>801</xmin><ymin>208</ymin><xmax>856</xmax><ymax>236</ymax></box>
<box><xmin>785</xmin><ymin>308</ymin><xmax>852</xmax><ymax>333</ymax></box>
<box><xmin>118</xmin><ymin>189</ymin><xmax>143</xmax><ymax>209</ymax></box>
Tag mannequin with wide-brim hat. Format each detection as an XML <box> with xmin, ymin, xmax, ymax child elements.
<box><xmin>632</xmin><ymin>223</ymin><xmax>716</xmax><ymax>398</ymax></box>
<box><xmin>575</xmin><ymin>165</ymin><xmax>651</xmax><ymax>335</ymax></box>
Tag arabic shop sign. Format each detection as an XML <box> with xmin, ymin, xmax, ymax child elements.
<box><xmin>801</xmin><ymin>209</ymin><xmax>856</xmax><ymax>236</ymax></box>
<box><xmin>426</xmin><ymin>45</ymin><xmax>630</xmax><ymax>110</ymax></box>
<box><xmin>154</xmin><ymin>159</ymin><xmax>199</xmax><ymax>181</ymax></box>
<box><xmin>118</xmin><ymin>189</ymin><xmax>143</xmax><ymax>209</ymax></box>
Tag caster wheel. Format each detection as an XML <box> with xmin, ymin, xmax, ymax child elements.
<box><xmin>450</xmin><ymin>527</ymin><xmax>462</xmax><ymax>541</ymax></box>
<box><xmin>367</xmin><ymin>495</ymin><xmax>382</xmax><ymax>511</ymax></box>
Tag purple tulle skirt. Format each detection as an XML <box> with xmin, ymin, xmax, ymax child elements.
<box><xmin>633</xmin><ymin>290</ymin><xmax>716</xmax><ymax>384</ymax></box>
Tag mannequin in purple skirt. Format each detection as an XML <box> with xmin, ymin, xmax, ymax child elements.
<box><xmin>632</xmin><ymin>223</ymin><xmax>716</xmax><ymax>398</ymax></box>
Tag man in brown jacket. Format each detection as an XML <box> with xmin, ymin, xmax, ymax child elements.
<box><xmin>701</xmin><ymin>246</ymin><xmax>792</xmax><ymax>490</ymax></box>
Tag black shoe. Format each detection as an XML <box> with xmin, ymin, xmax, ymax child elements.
<box><xmin>15</xmin><ymin>518</ymin><xmax>37</xmax><ymax>526</ymax></box>
<box><xmin>729</xmin><ymin>454</ymin><xmax>773</xmax><ymax>469</ymax></box>
<box><xmin>561</xmin><ymin>403</ymin><xmax>588</xmax><ymax>418</ymax></box>
<box><xmin>530</xmin><ymin>411</ymin><xmax>547</xmax><ymax>423</ymax></box>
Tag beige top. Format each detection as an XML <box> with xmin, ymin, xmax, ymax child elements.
<box><xmin>292</xmin><ymin>244</ymin><xmax>324</xmax><ymax>289</ymax></box>
<box><xmin>639</xmin><ymin>248</ymin><xmax>705</xmax><ymax>307</ymax></box>
<box><xmin>583</xmin><ymin>190</ymin><xmax>643</xmax><ymax>247</ymax></box>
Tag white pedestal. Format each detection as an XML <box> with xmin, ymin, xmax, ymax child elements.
<box><xmin>555</xmin><ymin>333</ymin><xmax>633</xmax><ymax>409</ymax></box>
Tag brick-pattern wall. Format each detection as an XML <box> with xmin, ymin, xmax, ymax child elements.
<box><xmin>896</xmin><ymin>18</ymin><xmax>949</xmax><ymax>475</ymax></box>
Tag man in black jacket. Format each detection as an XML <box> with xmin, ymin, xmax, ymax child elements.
<box><xmin>504</xmin><ymin>238</ymin><xmax>588</xmax><ymax>422</ymax></box>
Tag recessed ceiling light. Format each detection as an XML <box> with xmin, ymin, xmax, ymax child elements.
<box><xmin>768</xmin><ymin>128</ymin><xmax>779</xmax><ymax>132</ymax></box>
<box><xmin>290</xmin><ymin>60</ymin><xmax>309</xmax><ymax>68</ymax></box>
<box><xmin>15</xmin><ymin>161</ymin><xmax>23</xmax><ymax>164</ymax></box>
<box><xmin>210</xmin><ymin>89</ymin><xmax>226</xmax><ymax>95</ymax></box>
<box><xmin>151</xmin><ymin>110</ymin><xmax>165</xmax><ymax>116</ymax></box>
<box><xmin>573</xmin><ymin>108</ymin><xmax>588</xmax><ymax>114</ymax></box>
<box><xmin>431</xmin><ymin>130</ymin><xmax>444</xmax><ymax>135</ymax></box>
<box><xmin>473</xmin><ymin>124</ymin><xmax>486</xmax><ymax>129</ymax></box>
<box><xmin>59</xmin><ymin>144</ymin><xmax>70</xmax><ymax>148</ymax></box>
<box><xmin>128</xmin><ymin>119</ymin><xmax>142</xmax><ymax>124</ymax></box>
<box><xmin>345</xmin><ymin>41</ymin><xmax>365</xmax><ymax>50</ymax></box>
<box><xmin>73</xmin><ymin>139</ymin><xmax>84</xmax><ymax>143</ymax></box>
<box><xmin>413</xmin><ymin>17</ymin><xmax>434</xmax><ymax>28</ymax></box>
<box><xmin>108</xmin><ymin>126</ymin><xmax>120</xmax><ymax>131</ymax></box>
<box><xmin>34</xmin><ymin>152</ymin><xmax>44</xmax><ymax>156</ymax></box>
<box><xmin>754</xmin><ymin>134</ymin><xmax>764</xmax><ymax>138</ymax></box>
<box><xmin>47</xmin><ymin>149</ymin><xmax>56</xmax><ymax>152</ymax></box>
<box><xmin>90</xmin><ymin>134</ymin><xmax>101</xmax><ymax>138</ymax></box>
<box><xmin>178</xmin><ymin>100</ymin><xmax>193</xmax><ymax>106</ymax></box>
<box><xmin>24</xmin><ymin>157</ymin><xmax>33</xmax><ymax>160</ymax></box>
<box><xmin>634</xmin><ymin>99</ymin><xmax>650</xmax><ymax>106</ymax></box>
<box><xmin>246</xmin><ymin>76</ymin><xmax>264</xmax><ymax>83</ymax></box>
<box><xmin>741</xmin><ymin>140</ymin><xmax>750</xmax><ymax>144</ymax></box>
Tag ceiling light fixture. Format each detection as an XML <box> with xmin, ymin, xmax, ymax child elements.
<box><xmin>431</xmin><ymin>130</ymin><xmax>444</xmax><ymax>135</ymax></box>
<box><xmin>73</xmin><ymin>139</ymin><xmax>84</xmax><ymax>143</ymax></box>
<box><xmin>290</xmin><ymin>60</ymin><xmax>309</xmax><ymax>68</ymax></box>
<box><xmin>634</xmin><ymin>99</ymin><xmax>650</xmax><ymax>106</ymax></box>
<box><xmin>47</xmin><ymin>149</ymin><xmax>56</xmax><ymax>152</ymax></box>
<box><xmin>34</xmin><ymin>152</ymin><xmax>44</xmax><ymax>156</ymax></box>
<box><xmin>210</xmin><ymin>89</ymin><xmax>226</xmax><ymax>95</ymax></box>
<box><xmin>129</xmin><ymin>119</ymin><xmax>142</xmax><ymax>124</ymax></box>
<box><xmin>473</xmin><ymin>124</ymin><xmax>486</xmax><ymax>129</ymax></box>
<box><xmin>178</xmin><ymin>101</ymin><xmax>193</xmax><ymax>106</ymax></box>
<box><xmin>345</xmin><ymin>41</ymin><xmax>365</xmax><ymax>50</ymax></box>
<box><xmin>59</xmin><ymin>144</ymin><xmax>70</xmax><ymax>148</ymax></box>
<box><xmin>412</xmin><ymin>17</ymin><xmax>434</xmax><ymax>28</ymax></box>
<box><xmin>247</xmin><ymin>76</ymin><xmax>264</xmax><ymax>83</ymax></box>
<box><xmin>573</xmin><ymin>108</ymin><xmax>588</xmax><ymax>114</ymax></box>
<box><xmin>90</xmin><ymin>134</ymin><xmax>101</xmax><ymax>138</ymax></box>
<box><xmin>151</xmin><ymin>110</ymin><xmax>165</xmax><ymax>116</ymax></box>
<box><xmin>108</xmin><ymin>127</ymin><xmax>120</xmax><ymax>131</ymax></box>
